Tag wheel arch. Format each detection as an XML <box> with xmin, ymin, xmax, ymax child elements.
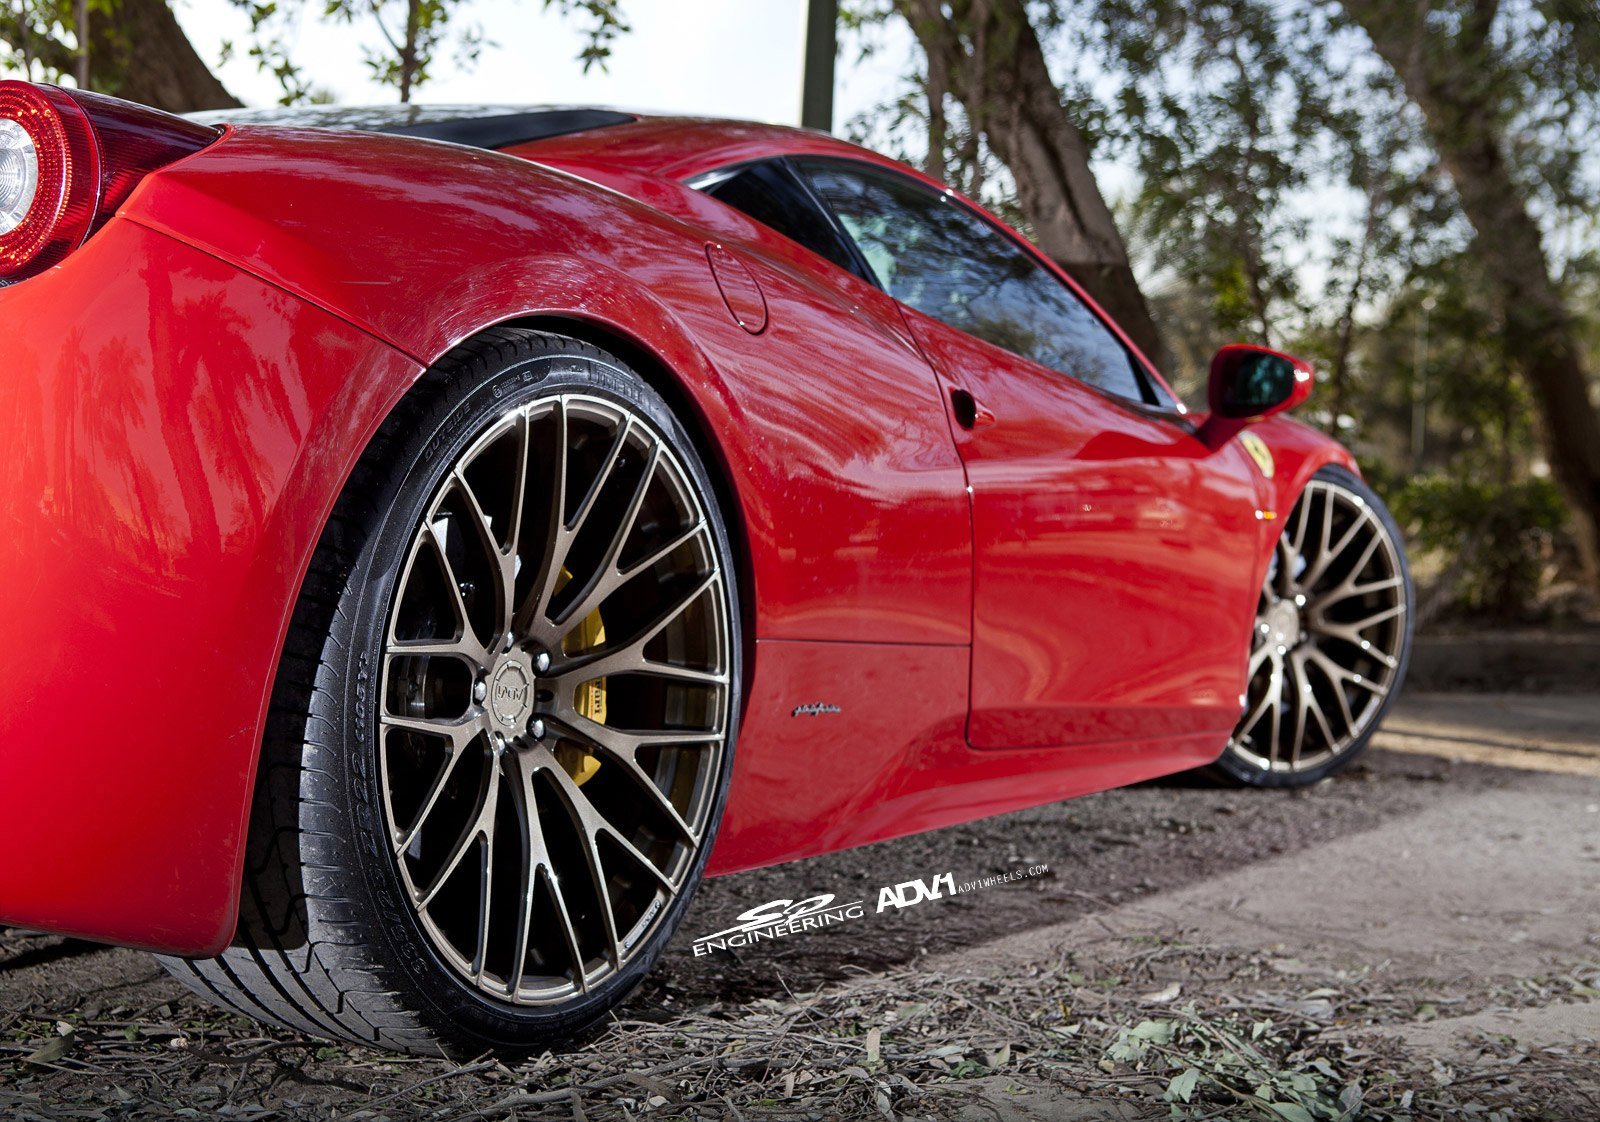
<box><xmin>1250</xmin><ymin>415</ymin><xmax>1361</xmax><ymax>577</ymax></box>
<box><xmin>218</xmin><ymin>313</ymin><xmax>758</xmax><ymax>959</ymax></box>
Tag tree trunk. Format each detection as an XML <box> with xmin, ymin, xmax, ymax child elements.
<box><xmin>1327</xmin><ymin>189</ymin><xmax>1380</xmax><ymax>435</ymax></box>
<box><xmin>923</xmin><ymin>42</ymin><xmax>948</xmax><ymax>183</ymax></box>
<box><xmin>1342</xmin><ymin>0</ymin><xmax>1600</xmax><ymax>587</ymax></box>
<box><xmin>399</xmin><ymin>0</ymin><xmax>422</xmax><ymax>103</ymax></box>
<box><xmin>74</xmin><ymin>0</ymin><xmax>89</xmax><ymax>89</ymax></box>
<box><xmin>896</xmin><ymin>0</ymin><xmax>1173</xmax><ymax>379</ymax></box>
<box><xmin>87</xmin><ymin>0</ymin><xmax>239</xmax><ymax>111</ymax></box>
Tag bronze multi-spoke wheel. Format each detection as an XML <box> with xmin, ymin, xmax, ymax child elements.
<box><xmin>1214</xmin><ymin>466</ymin><xmax>1412</xmax><ymax>786</ymax></box>
<box><xmin>382</xmin><ymin>392</ymin><xmax>730</xmax><ymax>1005</ymax></box>
<box><xmin>159</xmin><ymin>329</ymin><xmax>741</xmax><ymax>1056</ymax></box>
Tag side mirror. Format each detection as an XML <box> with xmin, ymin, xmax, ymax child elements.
<box><xmin>1195</xmin><ymin>344</ymin><xmax>1313</xmax><ymax>449</ymax></box>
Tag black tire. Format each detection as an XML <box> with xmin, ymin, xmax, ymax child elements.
<box><xmin>157</xmin><ymin>328</ymin><xmax>742</xmax><ymax>1056</ymax></box>
<box><xmin>1209</xmin><ymin>464</ymin><xmax>1412</xmax><ymax>788</ymax></box>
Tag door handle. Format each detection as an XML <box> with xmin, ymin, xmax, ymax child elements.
<box><xmin>950</xmin><ymin>388</ymin><xmax>996</xmax><ymax>430</ymax></box>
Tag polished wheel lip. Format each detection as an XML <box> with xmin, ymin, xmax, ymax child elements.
<box><xmin>377</xmin><ymin>390</ymin><xmax>731</xmax><ymax>1006</ymax></box>
<box><xmin>1230</xmin><ymin>477</ymin><xmax>1406</xmax><ymax>774</ymax></box>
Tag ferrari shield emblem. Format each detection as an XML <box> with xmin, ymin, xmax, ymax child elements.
<box><xmin>1239</xmin><ymin>432</ymin><xmax>1275</xmax><ymax>478</ymax></box>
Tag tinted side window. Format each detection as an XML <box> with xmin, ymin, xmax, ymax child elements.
<box><xmin>798</xmin><ymin>160</ymin><xmax>1149</xmax><ymax>402</ymax></box>
<box><xmin>700</xmin><ymin>161</ymin><xmax>865</xmax><ymax>280</ymax></box>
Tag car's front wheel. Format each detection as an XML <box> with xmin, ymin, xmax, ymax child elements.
<box><xmin>1212</xmin><ymin>465</ymin><xmax>1412</xmax><ymax>787</ymax></box>
<box><xmin>159</xmin><ymin>328</ymin><xmax>741</xmax><ymax>1056</ymax></box>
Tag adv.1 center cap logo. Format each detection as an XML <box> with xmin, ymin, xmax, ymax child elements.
<box><xmin>491</xmin><ymin>662</ymin><xmax>533</xmax><ymax>725</ymax></box>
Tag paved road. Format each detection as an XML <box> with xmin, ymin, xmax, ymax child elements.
<box><xmin>1378</xmin><ymin>691</ymin><xmax>1600</xmax><ymax>777</ymax></box>
<box><xmin>929</xmin><ymin>759</ymin><xmax>1600</xmax><ymax>1119</ymax></box>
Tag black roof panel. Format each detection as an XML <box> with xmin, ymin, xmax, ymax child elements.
<box><xmin>187</xmin><ymin>104</ymin><xmax>637</xmax><ymax>149</ymax></box>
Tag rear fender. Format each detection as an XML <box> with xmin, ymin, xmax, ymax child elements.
<box><xmin>125</xmin><ymin>126</ymin><xmax>755</xmax><ymax>614</ymax></box>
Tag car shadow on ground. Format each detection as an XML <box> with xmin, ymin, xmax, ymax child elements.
<box><xmin>636</xmin><ymin>749</ymin><xmax>1467</xmax><ymax>1012</ymax></box>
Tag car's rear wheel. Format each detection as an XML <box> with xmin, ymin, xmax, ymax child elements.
<box><xmin>158</xmin><ymin>328</ymin><xmax>740</xmax><ymax>1056</ymax></box>
<box><xmin>1211</xmin><ymin>465</ymin><xmax>1411</xmax><ymax>787</ymax></box>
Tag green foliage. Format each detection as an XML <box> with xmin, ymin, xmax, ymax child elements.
<box><xmin>0</xmin><ymin>0</ymin><xmax>83</xmax><ymax>83</ymax></box>
<box><xmin>224</xmin><ymin>0</ymin><xmax>486</xmax><ymax>103</ymax></box>
<box><xmin>840</xmin><ymin>0</ymin><xmax>1031</xmax><ymax>214</ymax></box>
<box><xmin>1099</xmin><ymin>1007</ymin><xmax>1361</xmax><ymax>1121</ymax></box>
<box><xmin>222</xmin><ymin>0</ymin><xmax>628</xmax><ymax>105</ymax></box>
<box><xmin>1104</xmin><ymin>2</ymin><xmax>1324</xmax><ymax>349</ymax></box>
<box><xmin>1392</xmin><ymin>470</ymin><xmax>1569</xmax><ymax>620</ymax></box>
<box><xmin>544</xmin><ymin>0</ymin><xmax>629</xmax><ymax>74</ymax></box>
<box><xmin>850</xmin><ymin>0</ymin><xmax>1600</xmax><ymax>598</ymax></box>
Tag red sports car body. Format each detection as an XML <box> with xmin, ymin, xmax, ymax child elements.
<box><xmin>0</xmin><ymin>86</ymin><xmax>1385</xmax><ymax>985</ymax></box>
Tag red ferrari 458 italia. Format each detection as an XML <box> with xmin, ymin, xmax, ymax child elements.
<box><xmin>0</xmin><ymin>83</ymin><xmax>1413</xmax><ymax>1055</ymax></box>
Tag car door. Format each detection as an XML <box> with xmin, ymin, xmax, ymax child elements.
<box><xmin>685</xmin><ymin>156</ymin><xmax>975</xmax><ymax>647</ymax></box>
<box><xmin>795</xmin><ymin>158</ymin><xmax>1266</xmax><ymax>750</ymax></box>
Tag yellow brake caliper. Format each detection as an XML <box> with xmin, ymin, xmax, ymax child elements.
<box><xmin>553</xmin><ymin>568</ymin><xmax>605</xmax><ymax>786</ymax></box>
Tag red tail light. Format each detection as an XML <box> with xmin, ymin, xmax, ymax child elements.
<box><xmin>0</xmin><ymin>82</ymin><xmax>219</xmax><ymax>283</ymax></box>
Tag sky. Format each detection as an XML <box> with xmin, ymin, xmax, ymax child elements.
<box><xmin>173</xmin><ymin>0</ymin><xmax>913</xmax><ymax>129</ymax></box>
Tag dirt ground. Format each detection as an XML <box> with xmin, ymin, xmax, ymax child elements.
<box><xmin>2</xmin><ymin>698</ymin><xmax>1597</xmax><ymax>1120</ymax></box>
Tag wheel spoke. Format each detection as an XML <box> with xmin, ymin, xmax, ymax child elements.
<box><xmin>553</xmin><ymin>442</ymin><xmax>663</xmax><ymax>633</ymax></box>
<box><xmin>516</xmin><ymin>399</ymin><xmax>573</xmax><ymax>637</ymax></box>
<box><xmin>450</xmin><ymin>469</ymin><xmax>518</xmax><ymax>640</ymax></box>
<box><xmin>552</xmin><ymin>571</ymin><xmax>722</xmax><ymax>688</ymax></box>
<box><xmin>473</xmin><ymin>779</ymin><xmax>498</xmax><ymax>978</ymax></box>
<box><xmin>1309</xmin><ymin>525</ymin><xmax>1384</xmax><ymax>602</ymax></box>
<box><xmin>1303</xmin><ymin>504</ymin><xmax>1371</xmax><ymax>590</ymax></box>
<box><xmin>621</xmin><ymin>521</ymin><xmax>709</xmax><ymax>584</ymax></box>
<box><xmin>505</xmin><ymin>750</ymin><xmax>589</xmax><ymax>995</ymax></box>
<box><xmin>1294</xmin><ymin>651</ymin><xmax>1339</xmax><ymax>760</ymax></box>
<box><xmin>417</xmin><ymin>767</ymin><xmax>499</xmax><ymax>911</ymax></box>
<box><xmin>385</xmin><ymin>718</ymin><xmax>482</xmax><ymax>855</ymax></box>
<box><xmin>547</xmin><ymin>715</ymin><xmax>714</xmax><ymax>844</ymax></box>
<box><xmin>1315</xmin><ymin>571</ymin><xmax>1402</xmax><ymax>610</ymax></box>
<box><xmin>389</xmin><ymin>524</ymin><xmax>491</xmax><ymax>665</ymax></box>
<box><xmin>1314</xmin><ymin>601</ymin><xmax>1405</xmax><ymax>646</ymax></box>
<box><xmin>1312</xmin><ymin>485</ymin><xmax>1336</xmax><ymax>578</ymax></box>
<box><xmin>1285</xmin><ymin>654</ymin><xmax>1314</xmax><ymax>768</ymax></box>
<box><xmin>1247</xmin><ymin>637</ymin><xmax>1273</xmax><ymax>676</ymax></box>
<box><xmin>387</xmin><ymin>638</ymin><xmax>475</xmax><ymax>659</ymax></box>
<box><xmin>1286</xmin><ymin>487</ymin><xmax>1313</xmax><ymax>560</ymax></box>
<box><xmin>1310</xmin><ymin>644</ymin><xmax>1390</xmax><ymax>698</ymax></box>
<box><xmin>503</xmin><ymin>409</ymin><xmax>533</xmax><ymax>560</ymax></box>
<box><xmin>1305</xmin><ymin>647</ymin><xmax>1360</xmax><ymax>735</ymax></box>
<box><xmin>546</xmin><ymin>744</ymin><xmax>673</xmax><ymax>889</ymax></box>
<box><xmin>1266</xmin><ymin>656</ymin><xmax>1284</xmax><ymax>764</ymax></box>
<box><xmin>525</xmin><ymin>413</ymin><xmax>634</xmax><ymax>634</ymax></box>
<box><xmin>533</xmin><ymin>747</ymin><xmax>626</xmax><ymax>967</ymax></box>
<box><xmin>568</xmin><ymin>418</ymin><xmax>634</xmax><ymax>542</ymax></box>
<box><xmin>381</xmin><ymin>711</ymin><xmax>481</xmax><ymax>746</ymax></box>
<box><xmin>1235</xmin><ymin>650</ymin><xmax>1282</xmax><ymax>749</ymax></box>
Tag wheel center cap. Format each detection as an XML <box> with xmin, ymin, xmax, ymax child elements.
<box><xmin>489</xmin><ymin>658</ymin><xmax>534</xmax><ymax>729</ymax></box>
<box><xmin>1265</xmin><ymin>600</ymin><xmax>1301</xmax><ymax>651</ymax></box>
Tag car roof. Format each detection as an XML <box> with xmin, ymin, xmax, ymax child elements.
<box><xmin>188</xmin><ymin>103</ymin><xmax>889</xmax><ymax>179</ymax></box>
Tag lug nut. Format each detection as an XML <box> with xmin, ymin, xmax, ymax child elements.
<box><xmin>473</xmin><ymin>678</ymin><xmax>487</xmax><ymax>703</ymax></box>
<box><xmin>527</xmin><ymin>718</ymin><xmax>546</xmax><ymax>741</ymax></box>
<box><xmin>534</xmin><ymin>650</ymin><xmax>551</xmax><ymax>674</ymax></box>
